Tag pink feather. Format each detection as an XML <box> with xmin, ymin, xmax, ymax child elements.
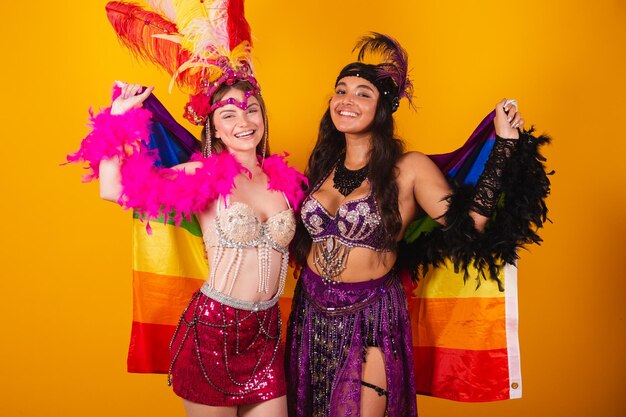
<box><xmin>119</xmin><ymin>150</ymin><xmax>244</xmax><ymax>224</ymax></box>
<box><xmin>67</xmin><ymin>106</ymin><xmax>153</xmax><ymax>181</ymax></box>
<box><xmin>262</xmin><ymin>153</ymin><xmax>308</xmax><ymax>210</ymax></box>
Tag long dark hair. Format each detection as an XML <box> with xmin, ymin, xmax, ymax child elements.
<box><xmin>201</xmin><ymin>80</ymin><xmax>270</xmax><ymax>156</ymax></box>
<box><xmin>292</xmin><ymin>79</ymin><xmax>405</xmax><ymax>265</ymax></box>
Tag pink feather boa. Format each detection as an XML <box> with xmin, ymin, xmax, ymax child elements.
<box><xmin>120</xmin><ymin>149</ymin><xmax>244</xmax><ymax>225</ymax></box>
<box><xmin>69</xmin><ymin>105</ymin><xmax>308</xmax><ymax>227</ymax></box>
<box><xmin>262</xmin><ymin>153</ymin><xmax>308</xmax><ymax>210</ymax></box>
<box><xmin>120</xmin><ymin>151</ymin><xmax>307</xmax><ymax>226</ymax></box>
<box><xmin>67</xmin><ymin>106</ymin><xmax>153</xmax><ymax>181</ymax></box>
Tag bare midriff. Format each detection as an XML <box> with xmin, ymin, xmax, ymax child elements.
<box><xmin>205</xmin><ymin>244</ymin><xmax>285</xmax><ymax>302</ymax></box>
<box><xmin>306</xmin><ymin>246</ymin><xmax>398</xmax><ymax>283</ymax></box>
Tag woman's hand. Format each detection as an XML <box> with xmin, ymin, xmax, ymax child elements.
<box><xmin>110</xmin><ymin>81</ymin><xmax>154</xmax><ymax>115</ymax></box>
<box><xmin>494</xmin><ymin>98</ymin><xmax>524</xmax><ymax>139</ymax></box>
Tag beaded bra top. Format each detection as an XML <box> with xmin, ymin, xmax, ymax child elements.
<box><xmin>301</xmin><ymin>192</ymin><xmax>385</xmax><ymax>250</ymax></box>
<box><xmin>301</xmin><ymin>174</ymin><xmax>387</xmax><ymax>281</ymax></box>
<box><xmin>203</xmin><ymin>196</ymin><xmax>296</xmax><ymax>302</ymax></box>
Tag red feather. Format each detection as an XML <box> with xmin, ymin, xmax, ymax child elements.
<box><xmin>106</xmin><ymin>2</ymin><xmax>181</xmax><ymax>74</ymax></box>
<box><xmin>227</xmin><ymin>0</ymin><xmax>252</xmax><ymax>50</ymax></box>
<box><xmin>105</xmin><ymin>2</ymin><xmax>204</xmax><ymax>93</ymax></box>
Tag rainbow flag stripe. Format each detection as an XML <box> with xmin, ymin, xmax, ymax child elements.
<box><xmin>409</xmin><ymin>262</ymin><xmax>521</xmax><ymax>401</ymax></box>
<box><xmin>127</xmin><ymin>214</ymin><xmax>206</xmax><ymax>373</ymax></box>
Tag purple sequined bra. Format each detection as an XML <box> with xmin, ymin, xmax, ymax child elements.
<box><xmin>301</xmin><ymin>183</ymin><xmax>387</xmax><ymax>252</ymax></box>
<box><xmin>301</xmin><ymin>177</ymin><xmax>388</xmax><ymax>281</ymax></box>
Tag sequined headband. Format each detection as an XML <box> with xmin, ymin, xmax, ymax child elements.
<box><xmin>184</xmin><ymin>69</ymin><xmax>261</xmax><ymax>124</ymax></box>
<box><xmin>336</xmin><ymin>63</ymin><xmax>400</xmax><ymax>112</ymax></box>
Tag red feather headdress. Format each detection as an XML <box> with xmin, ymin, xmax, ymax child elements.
<box><xmin>105</xmin><ymin>0</ymin><xmax>255</xmax><ymax>125</ymax></box>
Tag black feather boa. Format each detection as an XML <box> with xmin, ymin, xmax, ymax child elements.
<box><xmin>398</xmin><ymin>130</ymin><xmax>553</xmax><ymax>289</ymax></box>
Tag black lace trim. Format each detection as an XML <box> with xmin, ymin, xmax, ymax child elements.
<box><xmin>470</xmin><ymin>137</ymin><xmax>517</xmax><ymax>217</ymax></box>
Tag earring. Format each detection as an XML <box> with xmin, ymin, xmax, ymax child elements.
<box><xmin>202</xmin><ymin>117</ymin><xmax>212</xmax><ymax>158</ymax></box>
<box><xmin>261</xmin><ymin>110</ymin><xmax>268</xmax><ymax>166</ymax></box>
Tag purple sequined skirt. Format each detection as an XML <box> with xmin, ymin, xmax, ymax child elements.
<box><xmin>286</xmin><ymin>266</ymin><xmax>417</xmax><ymax>417</ymax></box>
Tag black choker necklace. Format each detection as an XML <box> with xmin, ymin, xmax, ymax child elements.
<box><xmin>333</xmin><ymin>158</ymin><xmax>368</xmax><ymax>196</ymax></box>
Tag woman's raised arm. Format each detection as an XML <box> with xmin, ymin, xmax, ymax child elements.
<box><xmin>408</xmin><ymin>99</ymin><xmax>525</xmax><ymax>231</ymax></box>
<box><xmin>97</xmin><ymin>82</ymin><xmax>154</xmax><ymax>203</ymax></box>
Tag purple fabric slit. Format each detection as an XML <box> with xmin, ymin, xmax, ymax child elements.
<box><xmin>286</xmin><ymin>267</ymin><xmax>417</xmax><ymax>417</ymax></box>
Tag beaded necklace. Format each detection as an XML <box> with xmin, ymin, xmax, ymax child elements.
<box><xmin>332</xmin><ymin>157</ymin><xmax>369</xmax><ymax>196</ymax></box>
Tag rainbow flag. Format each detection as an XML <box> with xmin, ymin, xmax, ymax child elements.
<box><xmin>127</xmin><ymin>214</ymin><xmax>206</xmax><ymax>373</ymax></box>
<box><xmin>403</xmin><ymin>110</ymin><xmax>522</xmax><ymax>401</ymax></box>
<box><xmin>126</xmin><ymin>94</ymin><xmax>205</xmax><ymax>373</ymax></box>
<box><xmin>409</xmin><ymin>262</ymin><xmax>521</xmax><ymax>401</ymax></box>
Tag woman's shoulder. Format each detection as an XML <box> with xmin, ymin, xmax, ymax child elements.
<box><xmin>397</xmin><ymin>151</ymin><xmax>444</xmax><ymax>184</ymax></box>
<box><xmin>397</xmin><ymin>151</ymin><xmax>435</xmax><ymax>171</ymax></box>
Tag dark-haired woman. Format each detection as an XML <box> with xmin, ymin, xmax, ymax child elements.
<box><xmin>286</xmin><ymin>34</ymin><xmax>549</xmax><ymax>417</ymax></box>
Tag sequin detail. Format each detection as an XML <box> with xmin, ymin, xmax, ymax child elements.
<box><xmin>301</xmin><ymin>175</ymin><xmax>387</xmax><ymax>281</ymax></box>
<box><xmin>302</xmin><ymin>194</ymin><xmax>384</xmax><ymax>251</ymax></box>
<box><xmin>168</xmin><ymin>200</ymin><xmax>294</xmax><ymax>405</ymax></box>
<box><xmin>286</xmin><ymin>267</ymin><xmax>417</xmax><ymax>417</ymax></box>
<box><xmin>205</xmin><ymin>201</ymin><xmax>296</xmax><ymax>296</ymax></box>
<box><xmin>169</xmin><ymin>291</ymin><xmax>286</xmax><ymax>406</ymax></box>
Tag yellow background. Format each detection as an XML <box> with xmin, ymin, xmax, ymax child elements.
<box><xmin>1</xmin><ymin>1</ymin><xmax>624</xmax><ymax>416</ymax></box>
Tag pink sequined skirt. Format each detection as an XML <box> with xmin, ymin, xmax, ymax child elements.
<box><xmin>169</xmin><ymin>291</ymin><xmax>286</xmax><ymax>406</ymax></box>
